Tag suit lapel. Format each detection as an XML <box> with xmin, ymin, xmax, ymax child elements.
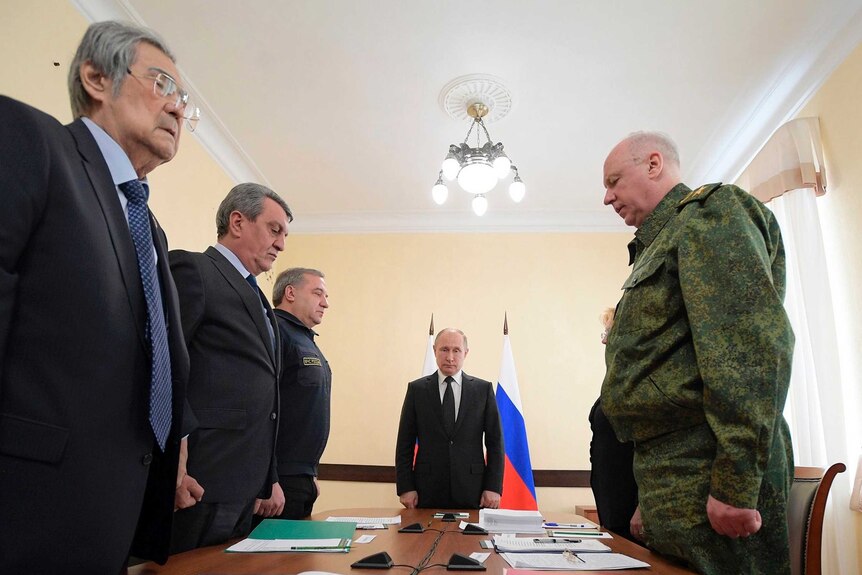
<box><xmin>424</xmin><ymin>373</ymin><xmax>447</xmax><ymax>433</ymax></box>
<box><xmin>454</xmin><ymin>373</ymin><xmax>476</xmax><ymax>435</ymax></box>
<box><xmin>204</xmin><ymin>246</ymin><xmax>277</xmax><ymax>368</ymax></box>
<box><xmin>67</xmin><ymin>119</ymin><xmax>148</xmax><ymax>350</ymax></box>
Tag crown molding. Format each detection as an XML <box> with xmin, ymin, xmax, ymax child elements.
<box><xmin>70</xmin><ymin>0</ymin><xmax>269</xmax><ymax>186</ymax></box>
<box><xmin>687</xmin><ymin>1</ymin><xmax>862</xmax><ymax>187</ymax></box>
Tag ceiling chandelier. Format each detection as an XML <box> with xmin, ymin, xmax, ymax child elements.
<box><xmin>433</xmin><ymin>75</ymin><xmax>525</xmax><ymax>216</ymax></box>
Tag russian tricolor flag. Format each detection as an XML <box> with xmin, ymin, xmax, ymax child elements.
<box><xmin>496</xmin><ymin>317</ymin><xmax>538</xmax><ymax>510</ymax></box>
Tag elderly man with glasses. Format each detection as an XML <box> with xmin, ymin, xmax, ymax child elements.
<box><xmin>0</xmin><ymin>21</ymin><xmax>199</xmax><ymax>573</ymax></box>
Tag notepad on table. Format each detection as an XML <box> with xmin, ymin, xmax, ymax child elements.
<box><xmin>225</xmin><ymin>519</ymin><xmax>356</xmax><ymax>553</ymax></box>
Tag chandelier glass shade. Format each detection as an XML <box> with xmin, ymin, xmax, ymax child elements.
<box><xmin>433</xmin><ymin>102</ymin><xmax>525</xmax><ymax>216</ymax></box>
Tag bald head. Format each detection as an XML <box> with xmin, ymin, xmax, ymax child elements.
<box><xmin>602</xmin><ymin>131</ymin><xmax>683</xmax><ymax>228</ymax></box>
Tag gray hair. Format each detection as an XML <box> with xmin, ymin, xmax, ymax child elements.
<box><xmin>272</xmin><ymin>268</ymin><xmax>324</xmax><ymax>306</ymax></box>
<box><xmin>626</xmin><ymin>131</ymin><xmax>680</xmax><ymax>168</ymax></box>
<box><xmin>434</xmin><ymin>328</ymin><xmax>469</xmax><ymax>351</ymax></box>
<box><xmin>215</xmin><ymin>182</ymin><xmax>293</xmax><ymax>238</ymax></box>
<box><xmin>68</xmin><ymin>21</ymin><xmax>175</xmax><ymax>119</ymax></box>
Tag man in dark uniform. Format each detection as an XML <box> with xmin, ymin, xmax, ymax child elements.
<box><xmin>269</xmin><ymin>267</ymin><xmax>333</xmax><ymax>519</ymax></box>
<box><xmin>600</xmin><ymin>131</ymin><xmax>795</xmax><ymax>574</ymax></box>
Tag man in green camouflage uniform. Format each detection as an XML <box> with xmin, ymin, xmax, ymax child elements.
<box><xmin>600</xmin><ymin>132</ymin><xmax>794</xmax><ymax>574</ymax></box>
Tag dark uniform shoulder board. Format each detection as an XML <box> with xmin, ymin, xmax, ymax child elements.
<box><xmin>678</xmin><ymin>182</ymin><xmax>723</xmax><ymax>207</ymax></box>
<box><xmin>303</xmin><ymin>356</ymin><xmax>322</xmax><ymax>366</ymax></box>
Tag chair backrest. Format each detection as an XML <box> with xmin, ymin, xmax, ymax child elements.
<box><xmin>788</xmin><ymin>462</ymin><xmax>846</xmax><ymax>575</ymax></box>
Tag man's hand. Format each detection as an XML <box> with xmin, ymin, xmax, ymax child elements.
<box><xmin>399</xmin><ymin>491</ymin><xmax>418</xmax><ymax>509</ymax></box>
<box><xmin>255</xmin><ymin>482</ymin><xmax>285</xmax><ymax>518</ymax></box>
<box><xmin>175</xmin><ymin>438</ymin><xmax>204</xmax><ymax>510</ymax></box>
<box><xmin>706</xmin><ymin>494</ymin><xmax>762</xmax><ymax>538</ymax></box>
<box><xmin>629</xmin><ymin>505</ymin><xmax>644</xmax><ymax>541</ymax></box>
<box><xmin>480</xmin><ymin>490</ymin><xmax>501</xmax><ymax>509</ymax></box>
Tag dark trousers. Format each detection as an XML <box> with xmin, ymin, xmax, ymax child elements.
<box><xmin>278</xmin><ymin>474</ymin><xmax>318</xmax><ymax>519</ymax></box>
<box><xmin>252</xmin><ymin>473</ymin><xmax>318</xmax><ymax>529</ymax></box>
<box><xmin>170</xmin><ymin>499</ymin><xmax>255</xmax><ymax>554</ymax></box>
<box><xmin>589</xmin><ymin>397</ymin><xmax>639</xmax><ymax>542</ymax></box>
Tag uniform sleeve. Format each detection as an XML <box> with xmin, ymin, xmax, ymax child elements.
<box><xmin>678</xmin><ymin>188</ymin><xmax>793</xmax><ymax>508</ymax></box>
<box><xmin>394</xmin><ymin>384</ymin><xmax>418</xmax><ymax>495</ymax></box>
<box><xmin>482</xmin><ymin>382</ymin><xmax>505</xmax><ymax>494</ymax></box>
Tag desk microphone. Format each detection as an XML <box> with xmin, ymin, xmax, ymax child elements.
<box><xmin>461</xmin><ymin>523</ymin><xmax>488</xmax><ymax>535</ymax></box>
<box><xmin>351</xmin><ymin>551</ymin><xmax>394</xmax><ymax>569</ymax></box>
<box><xmin>398</xmin><ymin>522</ymin><xmax>425</xmax><ymax>533</ymax></box>
<box><xmin>446</xmin><ymin>553</ymin><xmax>486</xmax><ymax>571</ymax></box>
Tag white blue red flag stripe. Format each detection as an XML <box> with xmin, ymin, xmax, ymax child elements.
<box><xmin>496</xmin><ymin>330</ymin><xmax>538</xmax><ymax>510</ymax></box>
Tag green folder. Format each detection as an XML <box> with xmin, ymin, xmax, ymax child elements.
<box><xmin>248</xmin><ymin>519</ymin><xmax>357</xmax><ymax>541</ymax></box>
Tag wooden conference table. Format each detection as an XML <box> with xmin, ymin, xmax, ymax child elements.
<box><xmin>128</xmin><ymin>507</ymin><xmax>697</xmax><ymax>575</ymax></box>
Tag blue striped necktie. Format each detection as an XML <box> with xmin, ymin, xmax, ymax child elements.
<box><xmin>119</xmin><ymin>179</ymin><xmax>172</xmax><ymax>451</ymax></box>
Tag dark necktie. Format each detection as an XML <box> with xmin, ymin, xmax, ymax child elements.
<box><xmin>246</xmin><ymin>273</ymin><xmax>275</xmax><ymax>353</ymax></box>
<box><xmin>119</xmin><ymin>179</ymin><xmax>172</xmax><ymax>451</ymax></box>
<box><xmin>442</xmin><ymin>376</ymin><xmax>455</xmax><ymax>435</ymax></box>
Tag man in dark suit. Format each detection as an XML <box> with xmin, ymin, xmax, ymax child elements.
<box><xmin>0</xmin><ymin>21</ymin><xmax>198</xmax><ymax>572</ymax></box>
<box><xmin>396</xmin><ymin>328</ymin><xmax>504</xmax><ymax>509</ymax></box>
<box><xmin>169</xmin><ymin>183</ymin><xmax>292</xmax><ymax>553</ymax></box>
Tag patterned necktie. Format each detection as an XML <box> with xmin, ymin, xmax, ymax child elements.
<box><xmin>246</xmin><ymin>273</ymin><xmax>275</xmax><ymax>353</ymax></box>
<box><xmin>119</xmin><ymin>179</ymin><xmax>172</xmax><ymax>451</ymax></box>
<box><xmin>442</xmin><ymin>376</ymin><xmax>456</xmax><ymax>435</ymax></box>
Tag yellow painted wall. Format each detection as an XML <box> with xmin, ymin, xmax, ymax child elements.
<box><xmin>0</xmin><ymin>0</ymin><xmax>632</xmax><ymax>514</ymax></box>
<box><xmin>0</xmin><ymin>0</ymin><xmax>231</xmax><ymax>255</ymax></box>
<box><xmin>798</xmin><ymin>41</ymin><xmax>862</xmax><ymax>572</ymax></box>
<box><xmin>273</xmin><ymin>233</ymin><xmax>630</xmax><ymax>512</ymax></box>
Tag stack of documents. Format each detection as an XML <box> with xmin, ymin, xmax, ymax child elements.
<box><xmin>479</xmin><ymin>509</ymin><xmax>545</xmax><ymax>533</ymax></box>
<box><xmin>493</xmin><ymin>535</ymin><xmax>610</xmax><ymax>553</ymax></box>
<box><xmin>226</xmin><ymin>519</ymin><xmax>356</xmax><ymax>553</ymax></box>
<box><xmin>500</xmin><ymin>552</ymin><xmax>650</xmax><ymax>570</ymax></box>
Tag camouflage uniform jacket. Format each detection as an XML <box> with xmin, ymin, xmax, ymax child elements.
<box><xmin>602</xmin><ymin>182</ymin><xmax>794</xmax><ymax>509</ymax></box>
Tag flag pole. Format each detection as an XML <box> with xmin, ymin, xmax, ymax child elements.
<box><xmin>496</xmin><ymin>311</ymin><xmax>538</xmax><ymax>509</ymax></box>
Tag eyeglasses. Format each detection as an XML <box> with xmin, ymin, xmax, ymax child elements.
<box><xmin>126</xmin><ymin>68</ymin><xmax>201</xmax><ymax>132</ymax></box>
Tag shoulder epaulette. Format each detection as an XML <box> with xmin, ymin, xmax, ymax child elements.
<box><xmin>678</xmin><ymin>182</ymin><xmax>722</xmax><ymax>207</ymax></box>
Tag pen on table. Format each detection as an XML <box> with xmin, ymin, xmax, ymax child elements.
<box><xmin>534</xmin><ymin>537</ymin><xmax>581</xmax><ymax>543</ymax></box>
<box><xmin>544</xmin><ymin>522</ymin><xmax>590</xmax><ymax>528</ymax></box>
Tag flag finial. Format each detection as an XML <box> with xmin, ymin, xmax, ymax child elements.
<box><xmin>503</xmin><ymin>312</ymin><xmax>508</xmax><ymax>335</ymax></box>
<box><xmin>429</xmin><ymin>313</ymin><xmax>435</xmax><ymax>336</ymax></box>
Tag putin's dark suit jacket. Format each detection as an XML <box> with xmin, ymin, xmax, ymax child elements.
<box><xmin>169</xmin><ymin>247</ymin><xmax>280</xmax><ymax>506</ymax></box>
<box><xmin>395</xmin><ymin>372</ymin><xmax>504</xmax><ymax>508</ymax></box>
<box><xmin>0</xmin><ymin>96</ymin><xmax>189</xmax><ymax>571</ymax></box>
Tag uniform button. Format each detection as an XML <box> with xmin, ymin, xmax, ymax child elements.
<box><xmin>270</xmin><ymin>412</ymin><xmax>277</xmax><ymax>421</ymax></box>
<box><xmin>141</xmin><ymin>453</ymin><xmax>153</xmax><ymax>466</ymax></box>
<box><xmin>449</xmin><ymin>441</ymin><xmax>454</xmax><ymax>445</ymax></box>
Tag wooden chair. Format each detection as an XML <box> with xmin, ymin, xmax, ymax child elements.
<box><xmin>788</xmin><ymin>462</ymin><xmax>846</xmax><ymax>575</ymax></box>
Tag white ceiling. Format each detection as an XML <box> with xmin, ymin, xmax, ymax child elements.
<box><xmin>73</xmin><ymin>0</ymin><xmax>862</xmax><ymax>233</ymax></box>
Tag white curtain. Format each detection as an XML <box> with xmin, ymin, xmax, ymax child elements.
<box><xmin>768</xmin><ymin>188</ymin><xmax>860</xmax><ymax>575</ymax></box>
